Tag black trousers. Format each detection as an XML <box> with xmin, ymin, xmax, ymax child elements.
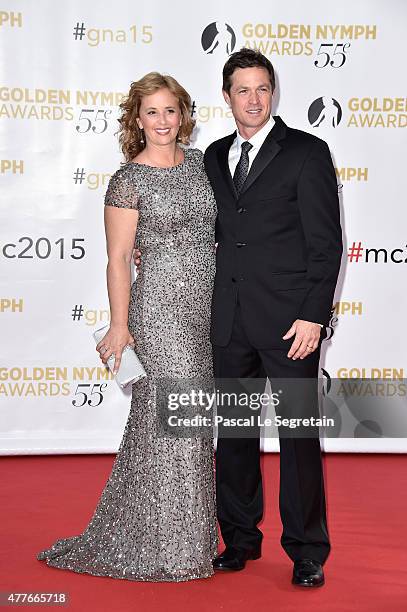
<box><xmin>212</xmin><ymin>300</ymin><xmax>330</xmax><ymax>564</ymax></box>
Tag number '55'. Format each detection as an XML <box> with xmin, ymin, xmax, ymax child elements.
<box><xmin>76</xmin><ymin>109</ymin><xmax>112</xmax><ymax>134</ymax></box>
<box><xmin>314</xmin><ymin>43</ymin><xmax>351</xmax><ymax>68</ymax></box>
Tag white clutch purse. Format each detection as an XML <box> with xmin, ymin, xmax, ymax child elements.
<box><xmin>93</xmin><ymin>324</ymin><xmax>147</xmax><ymax>388</ymax></box>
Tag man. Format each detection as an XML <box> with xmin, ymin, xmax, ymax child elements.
<box><xmin>203</xmin><ymin>48</ymin><xmax>342</xmax><ymax>587</ymax></box>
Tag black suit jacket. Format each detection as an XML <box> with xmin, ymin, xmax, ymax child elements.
<box><xmin>204</xmin><ymin>116</ymin><xmax>343</xmax><ymax>349</ymax></box>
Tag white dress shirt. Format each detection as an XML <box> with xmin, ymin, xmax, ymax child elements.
<box><xmin>228</xmin><ymin>114</ymin><xmax>275</xmax><ymax>177</ymax></box>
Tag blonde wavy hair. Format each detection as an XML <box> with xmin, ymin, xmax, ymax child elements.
<box><xmin>117</xmin><ymin>72</ymin><xmax>196</xmax><ymax>162</ymax></box>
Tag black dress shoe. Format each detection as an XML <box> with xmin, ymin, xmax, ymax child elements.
<box><xmin>213</xmin><ymin>546</ymin><xmax>261</xmax><ymax>571</ymax></box>
<box><xmin>292</xmin><ymin>558</ymin><xmax>325</xmax><ymax>587</ymax></box>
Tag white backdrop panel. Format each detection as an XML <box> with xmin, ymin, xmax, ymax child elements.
<box><xmin>1</xmin><ymin>0</ymin><xmax>406</xmax><ymax>453</ymax></box>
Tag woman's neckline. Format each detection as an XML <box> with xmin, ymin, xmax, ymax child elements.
<box><xmin>128</xmin><ymin>148</ymin><xmax>188</xmax><ymax>169</ymax></box>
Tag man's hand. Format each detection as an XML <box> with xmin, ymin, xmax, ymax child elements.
<box><xmin>133</xmin><ymin>248</ymin><xmax>142</xmax><ymax>271</ymax></box>
<box><xmin>283</xmin><ymin>319</ymin><xmax>322</xmax><ymax>360</ymax></box>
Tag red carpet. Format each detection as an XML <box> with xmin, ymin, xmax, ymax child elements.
<box><xmin>1</xmin><ymin>453</ymin><xmax>406</xmax><ymax>611</ymax></box>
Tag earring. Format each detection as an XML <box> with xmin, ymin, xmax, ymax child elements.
<box><xmin>139</xmin><ymin>128</ymin><xmax>144</xmax><ymax>144</ymax></box>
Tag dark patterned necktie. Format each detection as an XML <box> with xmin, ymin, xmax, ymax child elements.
<box><xmin>233</xmin><ymin>141</ymin><xmax>253</xmax><ymax>195</ymax></box>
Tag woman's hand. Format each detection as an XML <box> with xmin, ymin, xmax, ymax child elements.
<box><xmin>133</xmin><ymin>248</ymin><xmax>142</xmax><ymax>271</ymax></box>
<box><xmin>96</xmin><ymin>324</ymin><xmax>135</xmax><ymax>375</ymax></box>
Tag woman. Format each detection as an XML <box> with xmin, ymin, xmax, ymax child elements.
<box><xmin>37</xmin><ymin>73</ymin><xmax>218</xmax><ymax>581</ymax></box>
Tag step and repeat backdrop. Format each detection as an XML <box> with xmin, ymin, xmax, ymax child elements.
<box><xmin>1</xmin><ymin>1</ymin><xmax>406</xmax><ymax>453</ymax></box>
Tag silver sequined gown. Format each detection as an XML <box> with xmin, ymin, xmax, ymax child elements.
<box><xmin>37</xmin><ymin>147</ymin><xmax>218</xmax><ymax>581</ymax></box>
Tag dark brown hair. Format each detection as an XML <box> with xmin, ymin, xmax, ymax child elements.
<box><xmin>117</xmin><ymin>72</ymin><xmax>195</xmax><ymax>162</ymax></box>
<box><xmin>222</xmin><ymin>47</ymin><xmax>275</xmax><ymax>94</ymax></box>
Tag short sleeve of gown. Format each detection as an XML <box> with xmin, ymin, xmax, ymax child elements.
<box><xmin>104</xmin><ymin>166</ymin><xmax>140</xmax><ymax>210</ymax></box>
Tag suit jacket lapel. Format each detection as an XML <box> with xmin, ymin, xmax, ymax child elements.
<box><xmin>216</xmin><ymin>132</ymin><xmax>237</xmax><ymax>198</ymax></box>
<box><xmin>239</xmin><ymin>116</ymin><xmax>286</xmax><ymax>197</ymax></box>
